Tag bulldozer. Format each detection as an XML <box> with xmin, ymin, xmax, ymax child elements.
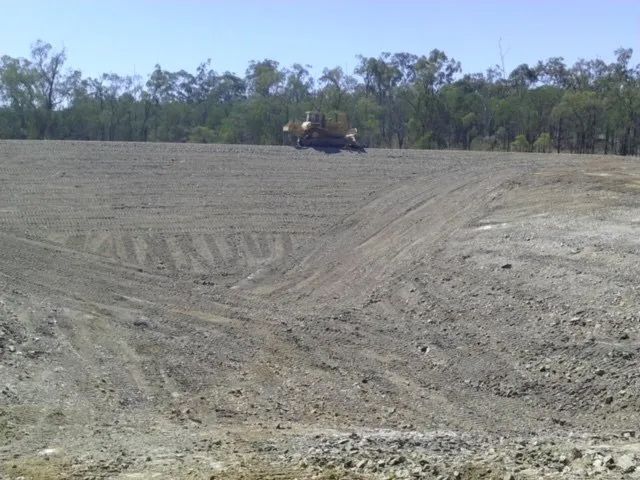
<box><xmin>283</xmin><ymin>111</ymin><xmax>365</xmax><ymax>152</ymax></box>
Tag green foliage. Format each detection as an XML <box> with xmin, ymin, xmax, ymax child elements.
<box><xmin>188</xmin><ymin>126</ymin><xmax>216</xmax><ymax>143</ymax></box>
<box><xmin>1</xmin><ymin>41</ymin><xmax>639</xmax><ymax>154</ymax></box>
<box><xmin>511</xmin><ymin>134</ymin><xmax>531</xmax><ymax>152</ymax></box>
<box><xmin>461</xmin><ymin>112</ymin><xmax>476</xmax><ymax>128</ymax></box>
<box><xmin>414</xmin><ymin>132</ymin><xmax>438</xmax><ymax>149</ymax></box>
<box><xmin>246</xmin><ymin>60</ymin><xmax>284</xmax><ymax>97</ymax></box>
<box><xmin>470</xmin><ymin>135</ymin><xmax>497</xmax><ymax>151</ymax></box>
<box><xmin>533</xmin><ymin>132</ymin><xmax>552</xmax><ymax>153</ymax></box>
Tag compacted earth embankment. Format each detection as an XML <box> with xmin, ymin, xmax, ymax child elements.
<box><xmin>1</xmin><ymin>141</ymin><xmax>640</xmax><ymax>478</ymax></box>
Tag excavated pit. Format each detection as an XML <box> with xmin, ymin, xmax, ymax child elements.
<box><xmin>1</xmin><ymin>141</ymin><xmax>640</xmax><ymax>478</ymax></box>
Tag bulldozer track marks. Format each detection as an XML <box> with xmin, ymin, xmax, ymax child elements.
<box><xmin>35</xmin><ymin>230</ymin><xmax>297</xmax><ymax>277</ymax></box>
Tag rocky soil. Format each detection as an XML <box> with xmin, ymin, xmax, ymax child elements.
<box><xmin>1</xmin><ymin>141</ymin><xmax>640</xmax><ymax>478</ymax></box>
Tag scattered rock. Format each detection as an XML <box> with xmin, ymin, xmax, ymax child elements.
<box><xmin>38</xmin><ymin>448</ymin><xmax>61</xmax><ymax>457</ymax></box>
<box><xmin>616</xmin><ymin>454</ymin><xmax>636</xmax><ymax>473</ymax></box>
<box><xmin>569</xmin><ymin>447</ymin><xmax>582</xmax><ymax>460</ymax></box>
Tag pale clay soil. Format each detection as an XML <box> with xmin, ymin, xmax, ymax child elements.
<box><xmin>1</xmin><ymin>141</ymin><xmax>640</xmax><ymax>478</ymax></box>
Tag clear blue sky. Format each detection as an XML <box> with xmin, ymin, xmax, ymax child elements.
<box><xmin>1</xmin><ymin>0</ymin><xmax>639</xmax><ymax>80</ymax></box>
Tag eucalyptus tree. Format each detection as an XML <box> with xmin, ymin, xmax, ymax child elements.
<box><xmin>30</xmin><ymin>40</ymin><xmax>80</xmax><ymax>137</ymax></box>
<box><xmin>0</xmin><ymin>55</ymin><xmax>38</xmax><ymax>137</ymax></box>
<box><xmin>408</xmin><ymin>49</ymin><xmax>460</xmax><ymax>148</ymax></box>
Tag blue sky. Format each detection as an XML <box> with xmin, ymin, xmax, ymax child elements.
<box><xmin>1</xmin><ymin>0</ymin><xmax>639</xmax><ymax>80</ymax></box>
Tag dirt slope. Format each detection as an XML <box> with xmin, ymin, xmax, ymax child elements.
<box><xmin>1</xmin><ymin>141</ymin><xmax>640</xmax><ymax>479</ymax></box>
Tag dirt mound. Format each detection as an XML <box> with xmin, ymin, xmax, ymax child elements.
<box><xmin>2</xmin><ymin>141</ymin><xmax>640</xmax><ymax>478</ymax></box>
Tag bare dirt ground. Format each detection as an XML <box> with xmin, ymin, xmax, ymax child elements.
<box><xmin>1</xmin><ymin>140</ymin><xmax>640</xmax><ymax>479</ymax></box>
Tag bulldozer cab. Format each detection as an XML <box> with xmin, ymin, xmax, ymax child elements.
<box><xmin>305</xmin><ymin>111</ymin><xmax>325</xmax><ymax>128</ymax></box>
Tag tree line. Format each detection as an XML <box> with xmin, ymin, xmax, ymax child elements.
<box><xmin>1</xmin><ymin>40</ymin><xmax>639</xmax><ymax>154</ymax></box>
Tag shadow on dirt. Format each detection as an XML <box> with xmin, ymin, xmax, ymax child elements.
<box><xmin>296</xmin><ymin>146</ymin><xmax>367</xmax><ymax>154</ymax></box>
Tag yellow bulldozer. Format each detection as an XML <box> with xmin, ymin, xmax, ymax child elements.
<box><xmin>283</xmin><ymin>111</ymin><xmax>365</xmax><ymax>152</ymax></box>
